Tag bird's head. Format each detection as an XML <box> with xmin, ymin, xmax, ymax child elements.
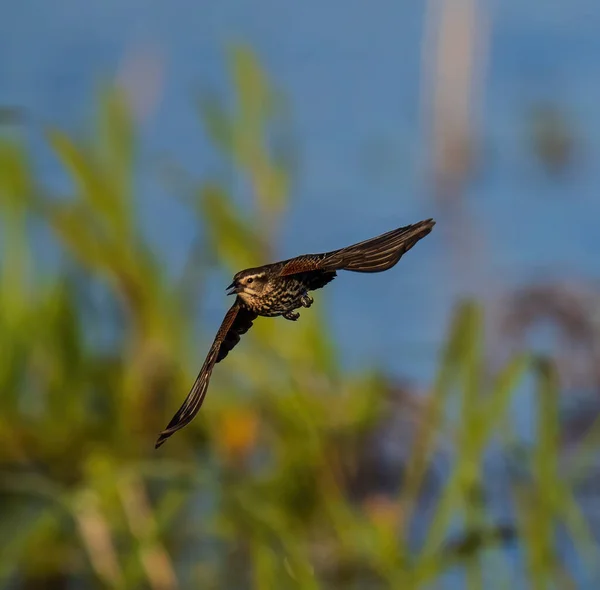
<box><xmin>226</xmin><ymin>269</ymin><xmax>269</xmax><ymax>301</ymax></box>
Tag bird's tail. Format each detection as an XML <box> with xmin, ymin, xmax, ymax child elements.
<box><xmin>327</xmin><ymin>218</ymin><xmax>435</xmax><ymax>273</ymax></box>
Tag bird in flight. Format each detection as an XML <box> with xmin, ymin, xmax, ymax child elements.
<box><xmin>155</xmin><ymin>218</ymin><xmax>435</xmax><ymax>448</ymax></box>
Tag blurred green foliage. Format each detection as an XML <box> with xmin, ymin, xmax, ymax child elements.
<box><xmin>0</xmin><ymin>45</ymin><xmax>598</xmax><ymax>589</ymax></box>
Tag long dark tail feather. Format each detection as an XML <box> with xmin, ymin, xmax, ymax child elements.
<box><xmin>154</xmin><ymin>359</ymin><xmax>213</xmax><ymax>449</ymax></box>
<box><xmin>331</xmin><ymin>218</ymin><xmax>435</xmax><ymax>273</ymax></box>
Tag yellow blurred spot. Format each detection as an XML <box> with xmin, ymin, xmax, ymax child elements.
<box><xmin>363</xmin><ymin>494</ymin><xmax>402</xmax><ymax>531</ymax></box>
<box><xmin>215</xmin><ymin>408</ymin><xmax>259</xmax><ymax>461</ymax></box>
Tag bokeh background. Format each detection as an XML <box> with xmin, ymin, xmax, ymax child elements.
<box><xmin>2</xmin><ymin>1</ymin><xmax>600</xmax><ymax>588</ymax></box>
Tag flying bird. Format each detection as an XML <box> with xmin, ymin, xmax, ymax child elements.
<box><xmin>155</xmin><ymin>218</ymin><xmax>435</xmax><ymax>448</ymax></box>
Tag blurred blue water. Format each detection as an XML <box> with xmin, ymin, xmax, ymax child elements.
<box><xmin>2</xmin><ymin>0</ymin><xmax>600</xmax><ymax>385</ymax></box>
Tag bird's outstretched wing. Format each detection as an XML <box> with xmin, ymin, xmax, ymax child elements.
<box><xmin>155</xmin><ymin>299</ymin><xmax>257</xmax><ymax>448</ymax></box>
<box><xmin>278</xmin><ymin>218</ymin><xmax>435</xmax><ymax>277</ymax></box>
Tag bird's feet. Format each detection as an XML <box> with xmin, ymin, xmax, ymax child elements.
<box><xmin>300</xmin><ymin>293</ymin><xmax>313</xmax><ymax>308</ymax></box>
<box><xmin>283</xmin><ymin>311</ymin><xmax>300</xmax><ymax>321</ymax></box>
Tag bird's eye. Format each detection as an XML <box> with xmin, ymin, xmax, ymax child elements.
<box><xmin>247</xmin><ymin>277</ymin><xmax>253</xmax><ymax>284</ymax></box>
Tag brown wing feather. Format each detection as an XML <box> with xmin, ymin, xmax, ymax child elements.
<box><xmin>292</xmin><ymin>270</ymin><xmax>338</xmax><ymax>291</ymax></box>
<box><xmin>155</xmin><ymin>300</ymin><xmax>257</xmax><ymax>448</ymax></box>
<box><xmin>278</xmin><ymin>219</ymin><xmax>435</xmax><ymax>276</ymax></box>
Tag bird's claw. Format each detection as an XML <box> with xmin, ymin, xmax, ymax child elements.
<box><xmin>300</xmin><ymin>293</ymin><xmax>313</xmax><ymax>308</ymax></box>
<box><xmin>284</xmin><ymin>311</ymin><xmax>300</xmax><ymax>321</ymax></box>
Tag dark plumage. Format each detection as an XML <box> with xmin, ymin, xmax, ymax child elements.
<box><xmin>155</xmin><ymin>218</ymin><xmax>435</xmax><ymax>448</ymax></box>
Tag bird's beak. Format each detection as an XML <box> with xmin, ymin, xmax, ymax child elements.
<box><xmin>226</xmin><ymin>281</ymin><xmax>239</xmax><ymax>296</ymax></box>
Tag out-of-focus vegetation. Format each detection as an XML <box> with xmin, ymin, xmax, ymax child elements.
<box><xmin>1</xmin><ymin>45</ymin><xmax>599</xmax><ymax>589</ymax></box>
